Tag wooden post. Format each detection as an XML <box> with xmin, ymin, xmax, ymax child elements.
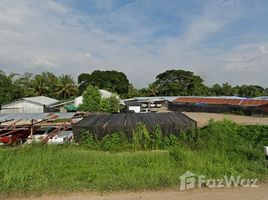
<box><xmin>265</xmin><ymin>146</ymin><xmax>268</xmax><ymax>167</ymax></box>
<box><xmin>30</xmin><ymin>119</ymin><xmax>34</xmax><ymax>140</ymax></box>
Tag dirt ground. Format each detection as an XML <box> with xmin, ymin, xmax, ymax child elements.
<box><xmin>183</xmin><ymin>112</ymin><xmax>268</xmax><ymax>127</ymax></box>
<box><xmin>13</xmin><ymin>184</ymin><xmax>268</xmax><ymax>200</ymax></box>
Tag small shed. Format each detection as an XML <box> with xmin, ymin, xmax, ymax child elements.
<box><xmin>72</xmin><ymin>112</ymin><xmax>197</xmax><ymax>140</ymax></box>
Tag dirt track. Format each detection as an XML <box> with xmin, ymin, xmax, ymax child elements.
<box><xmin>183</xmin><ymin>112</ymin><xmax>268</xmax><ymax>127</ymax></box>
<box><xmin>14</xmin><ymin>185</ymin><xmax>268</xmax><ymax>200</ymax></box>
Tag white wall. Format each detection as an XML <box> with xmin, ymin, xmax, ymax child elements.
<box><xmin>1</xmin><ymin>100</ymin><xmax>44</xmax><ymax>113</ymax></box>
<box><xmin>128</xmin><ymin>106</ymin><xmax>141</xmax><ymax>113</ymax></box>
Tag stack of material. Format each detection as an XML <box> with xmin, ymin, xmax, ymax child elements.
<box><xmin>72</xmin><ymin>112</ymin><xmax>196</xmax><ymax>140</ymax></box>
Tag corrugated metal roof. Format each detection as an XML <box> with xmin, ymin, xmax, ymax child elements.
<box><xmin>125</xmin><ymin>96</ymin><xmax>179</xmax><ymax>102</ymax></box>
<box><xmin>23</xmin><ymin>96</ymin><xmax>58</xmax><ymax>106</ymax></box>
<box><xmin>0</xmin><ymin>113</ymin><xmax>75</xmax><ymax>122</ymax></box>
<box><xmin>174</xmin><ymin>97</ymin><xmax>268</xmax><ymax>107</ymax></box>
<box><xmin>254</xmin><ymin>96</ymin><xmax>268</xmax><ymax>100</ymax></box>
<box><xmin>124</xmin><ymin>100</ymin><xmax>142</xmax><ymax>106</ymax></box>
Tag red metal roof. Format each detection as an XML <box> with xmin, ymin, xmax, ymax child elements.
<box><xmin>174</xmin><ymin>97</ymin><xmax>268</xmax><ymax>107</ymax></box>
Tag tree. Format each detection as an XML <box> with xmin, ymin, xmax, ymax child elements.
<box><xmin>31</xmin><ymin>74</ymin><xmax>50</xmax><ymax>96</ymax></box>
<box><xmin>235</xmin><ymin>84</ymin><xmax>265</xmax><ymax>97</ymax></box>
<box><xmin>78</xmin><ymin>73</ymin><xmax>91</xmax><ymax>95</ymax></box>
<box><xmin>154</xmin><ymin>69</ymin><xmax>208</xmax><ymax>96</ymax></box>
<box><xmin>0</xmin><ymin>70</ymin><xmax>17</xmax><ymax>105</ymax></box>
<box><xmin>106</xmin><ymin>95</ymin><xmax>120</xmax><ymax>113</ymax></box>
<box><xmin>13</xmin><ymin>73</ymin><xmax>35</xmax><ymax>97</ymax></box>
<box><xmin>126</xmin><ymin>84</ymin><xmax>143</xmax><ymax>98</ymax></box>
<box><xmin>78</xmin><ymin>84</ymin><xmax>101</xmax><ymax>112</ymax></box>
<box><xmin>30</xmin><ymin>72</ymin><xmax>59</xmax><ymax>97</ymax></box>
<box><xmin>56</xmin><ymin>75</ymin><xmax>78</xmax><ymax>100</ymax></box>
<box><xmin>221</xmin><ymin>82</ymin><xmax>235</xmax><ymax>96</ymax></box>
<box><xmin>146</xmin><ymin>83</ymin><xmax>158</xmax><ymax>97</ymax></box>
<box><xmin>100</xmin><ymin>98</ymin><xmax>110</xmax><ymax>112</ymax></box>
<box><xmin>100</xmin><ymin>95</ymin><xmax>120</xmax><ymax>113</ymax></box>
<box><xmin>210</xmin><ymin>84</ymin><xmax>222</xmax><ymax>96</ymax></box>
<box><xmin>247</xmin><ymin>85</ymin><xmax>265</xmax><ymax>97</ymax></box>
<box><xmin>79</xmin><ymin>70</ymin><xmax>130</xmax><ymax>96</ymax></box>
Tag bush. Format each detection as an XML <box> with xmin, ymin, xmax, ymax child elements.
<box><xmin>101</xmin><ymin>133</ymin><xmax>128</xmax><ymax>151</ymax></box>
<box><xmin>160</xmin><ymin>134</ymin><xmax>180</xmax><ymax>149</ymax></box>
<box><xmin>80</xmin><ymin>130</ymin><xmax>99</xmax><ymax>150</ymax></box>
<box><xmin>132</xmin><ymin>123</ymin><xmax>151</xmax><ymax>151</ymax></box>
<box><xmin>169</xmin><ymin>147</ymin><xmax>186</xmax><ymax>165</ymax></box>
<box><xmin>150</xmin><ymin>125</ymin><xmax>163</xmax><ymax>150</ymax></box>
<box><xmin>78</xmin><ymin>120</ymin><xmax>268</xmax><ymax>162</ymax></box>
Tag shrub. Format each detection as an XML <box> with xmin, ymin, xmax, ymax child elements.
<box><xmin>150</xmin><ymin>125</ymin><xmax>163</xmax><ymax>150</ymax></box>
<box><xmin>169</xmin><ymin>147</ymin><xmax>186</xmax><ymax>166</ymax></box>
<box><xmin>160</xmin><ymin>134</ymin><xmax>179</xmax><ymax>149</ymax></box>
<box><xmin>132</xmin><ymin>123</ymin><xmax>151</xmax><ymax>151</ymax></box>
<box><xmin>101</xmin><ymin>133</ymin><xmax>128</xmax><ymax>151</ymax></box>
<box><xmin>80</xmin><ymin>130</ymin><xmax>99</xmax><ymax>150</ymax></box>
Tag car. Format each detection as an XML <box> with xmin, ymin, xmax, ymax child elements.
<box><xmin>47</xmin><ymin>130</ymin><xmax>73</xmax><ymax>144</ymax></box>
<box><xmin>27</xmin><ymin>127</ymin><xmax>56</xmax><ymax>143</ymax></box>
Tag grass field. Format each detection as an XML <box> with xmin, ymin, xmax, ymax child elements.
<box><xmin>0</xmin><ymin>120</ymin><xmax>267</xmax><ymax>198</ymax></box>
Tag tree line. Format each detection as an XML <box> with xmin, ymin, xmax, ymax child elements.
<box><xmin>0</xmin><ymin>69</ymin><xmax>267</xmax><ymax>105</ymax></box>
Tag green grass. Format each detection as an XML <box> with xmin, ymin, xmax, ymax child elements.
<box><xmin>0</xmin><ymin>120</ymin><xmax>267</xmax><ymax>198</ymax></box>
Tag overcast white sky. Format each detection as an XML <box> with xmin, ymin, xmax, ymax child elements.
<box><xmin>0</xmin><ymin>0</ymin><xmax>268</xmax><ymax>88</ymax></box>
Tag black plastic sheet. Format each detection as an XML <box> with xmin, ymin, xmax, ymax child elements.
<box><xmin>72</xmin><ymin>112</ymin><xmax>197</xmax><ymax>141</ymax></box>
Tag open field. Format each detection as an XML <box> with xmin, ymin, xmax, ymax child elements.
<box><xmin>0</xmin><ymin>120</ymin><xmax>267</xmax><ymax>199</ymax></box>
<box><xmin>183</xmin><ymin>112</ymin><xmax>268</xmax><ymax>127</ymax></box>
<box><xmin>13</xmin><ymin>185</ymin><xmax>268</xmax><ymax>200</ymax></box>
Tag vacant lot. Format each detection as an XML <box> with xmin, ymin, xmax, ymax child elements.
<box><xmin>1</xmin><ymin>121</ymin><xmax>267</xmax><ymax>199</ymax></box>
<box><xmin>183</xmin><ymin>112</ymin><xmax>268</xmax><ymax>127</ymax></box>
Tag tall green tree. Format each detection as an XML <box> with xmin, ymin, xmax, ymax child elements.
<box><xmin>221</xmin><ymin>82</ymin><xmax>234</xmax><ymax>96</ymax></box>
<box><xmin>78</xmin><ymin>84</ymin><xmax>101</xmax><ymax>112</ymax></box>
<box><xmin>31</xmin><ymin>74</ymin><xmax>50</xmax><ymax>96</ymax></box>
<box><xmin>210</xmin><ymin>84</ymin><xmax>222</xmax><ymax>96</ymax></box>
<box><xmin>154</xmin><ymin>69</ymin><xmax>208</xmax><ymax>96</ymax></box>
<box><xmin>13</xmin><ymin>73</ymin><xmax>35</xmax><ymax>97</ymax></box>
<box><xmin>0</xmin><ymin>71</ymin><xmax>17</xmax><ymax>105</ymax></box>
<box><xmin>30</xmin><ymin>72</ymin><xmax>59</xmax><ymax>97</ymax></box>
<box><xmin>100</xmin><ymin>95</ymin><xmax>120</xmax><ymax>113</ymax></box>
<box><xmin>146</xmin><ymin>83</ymin><xmax>158</xmax><ymax>97</ymax></box>
<box><xmin>78</xmin><ymin>73</ymin><xmax>91</xmax><ymax>95</ymax></box>
<box><xmin>78</xmin><ymin>70</ymin><xmax>130</xmax><ymax>96</ymax></box>
<box><xmin>126</xmin><ymin>84</ymin><xmax>143</xmax><ymax>98</ymax></box>
<box><xmin>235</xmin><ymin>84</ymin><xmax>265</xmax><ymax>97</ymax></box>
<box><xmin>106</xmin><ymin>95</ymin><xmax>120</xmax><ymax>113</ymax></box>
<box><xmin>56</xmin><ymin>75</ymin><xmax>78</xmax><ymax>100</ymax></box>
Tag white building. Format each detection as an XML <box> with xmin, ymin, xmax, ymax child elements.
<box><xmin>1</xmin><ymin>96</ymin><xmax>58</xmax><ymax>113</ymax></box>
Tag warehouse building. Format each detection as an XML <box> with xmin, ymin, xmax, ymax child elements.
<box><xmin>1</xmin><ymin>96</ymin><xmax>58</xmax><ymax>113</ymax></box>
<box><xmin>169</xmin><ymin>96</ymin><xmax>268</xmax><ymax>115</ymax></box>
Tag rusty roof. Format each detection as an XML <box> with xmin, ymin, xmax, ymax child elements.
<box><xmin>174</xmin><ymin>97</ymin><xmax>268</xmax><ymax>107</ymax></box>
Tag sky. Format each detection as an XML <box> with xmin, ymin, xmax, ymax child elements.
<box><xmin>0</xmin><ymin>0</ymin><xmax>268</xmax><ymax>88</ymax></box>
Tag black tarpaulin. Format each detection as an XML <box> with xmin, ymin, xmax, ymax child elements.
<box><xmin>72</xmin><ymin>112</ymin><xmax>197</xmax><ymax>140</ymax></box>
